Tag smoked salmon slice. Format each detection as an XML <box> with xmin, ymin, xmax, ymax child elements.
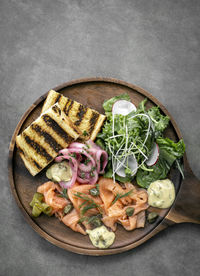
<box><xmin>37</xmin><ymin>181</ymin><xmax>68</xmax><ymax>214</ymax></box>
<box><xmin>62</xmin><ymin>208</ymin><xmax>86</xmax><ymax>235</ymax></box>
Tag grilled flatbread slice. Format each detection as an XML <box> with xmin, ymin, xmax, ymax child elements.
<box><xmin>16</xmin><ymin>103</ymin><xmax>80</xmax><ymax>176</ymax></box>
<box><xmin>42</xmin><ymin>90</ymin><xmax>106</xmax><ymax>141</ymax></box>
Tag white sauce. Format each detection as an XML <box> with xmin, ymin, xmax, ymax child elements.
<box><xmin>147</xmin><ymin>179</ymin><xmax>175</xmax><ymax>209</ymax></box>
<box><xmin>86</xmin><ymin>226</ymin><xmax>115</xmax><ymax>249</ymax></box>
<box><xmin>46</xmin><ymin>161</ymin><xmax>72</xmax><ymax>182</ymax></box>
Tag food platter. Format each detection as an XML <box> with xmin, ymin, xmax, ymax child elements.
<box><xmin>8</xmin><ymin>77</ymin><xmax>200</xmax><ymax>255</ymax></box>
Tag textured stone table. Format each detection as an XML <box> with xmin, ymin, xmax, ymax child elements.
<box><xmin>1</xmin><ymin>0</ymin><xmax>200</xmax><ymax>275</ymax></box>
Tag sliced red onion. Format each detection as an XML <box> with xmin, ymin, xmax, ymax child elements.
<box><xmin>95</xmin><ymin>150</ymin><xmax>108</xmax><ymax>174</ymax></box>
<box><xmin>59</xmin><ymin>180</ymin><xmax>74</xmax><ymax>189</ymax></box>
<box><xmin>68</xmin><ymin>148</ymin><xmax>96</xmax><ymax>167</ymax></box>
<box><xmin>77</xmin><ymin>169</ymin><xmax>90</xmax><ymax>178</ymax></box>
<box><xmin>77</xmin><ymin>168</ymin><xmax>98</xmax><ymax>185</ymax></box>
<box><xmin>77</xmin><ymin>170</ymin><xmax>98</xmax><ymax>185</ymax></box>
<box><xmin>79</xmin><ymin>161</ymin><xmax>93</xmax><ymax>172</ymax></box>
<box><xmin>86</xmin><ymin>147</ymin><xmax>96</xmax><ymax>156</ymax></box>
<box><xmin>55</xmin><ymin>140</ymin><xmax>108</xmax><ymax>186</ymax></box>
<box><xmin>55</xmin><ymin>156</ymin><xmax>64</xmax><ymax>163</ymax></box>
<box><xmin>75</xmin><ymin>153</ymin><xmax>82</xmax><ymax>163</ymax></box>
<box><xmin>69</xmin><ymin>142</ymin><xmax>87</xmax><ymax>150</ymax></box>
<box><xmin>86</xmin><ymin>139</ymin><xmax>101</xmax><ymax>150</ymax></box>
<box><xmin>76</xmin><ymin>176</ymin><xmax>90</xmax><ymax>184</ymax></box>
<box><xmin>84</xmin><ymin>140</ymin><xmax>108</xmax><ymax>174</ymax></box>
<box><xmin>58</xmin><ymin>148</ymin><xmax>70</xmax><ymax>155</ymax></box>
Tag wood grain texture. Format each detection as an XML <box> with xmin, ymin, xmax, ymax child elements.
<box><xmin>8</xmin><ymin>77</ymin><xmax>200</xmax><ymax>256</ymax></box>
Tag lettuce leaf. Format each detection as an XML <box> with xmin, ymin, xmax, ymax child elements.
<box><xmin>156</xmin><ymin>137</ymin><xmax>185</xmax><ymax>159</ymax></box>
<box><xmin>115</xmin><ymin>174</ymin><xmax>133</xmax><ymax>183</ymax></box>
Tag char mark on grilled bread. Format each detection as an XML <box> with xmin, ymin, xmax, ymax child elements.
<box><xmin>41</xmin><ymin>90</ymin><xmax>106</xmax><ymax>141</ymax></box>
<box><xmin>16</xmin><ymin>103</ymin><xmax>80</xmax><ymax>176</ymax></box>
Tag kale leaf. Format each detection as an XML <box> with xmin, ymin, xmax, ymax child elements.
<box><xmin>136</xmin><ymin>138</ymin><xmax>185</xmax><ymax>188</ymax></box>
<box><xmin>136</xmin><ymin>153</ymin><xmax>171</xmax><ymax>188</ymax></box>
<box><xmin>147</xmin><ymin>106</ymin><xmax>170</xmax><ymax>137</ymax></box>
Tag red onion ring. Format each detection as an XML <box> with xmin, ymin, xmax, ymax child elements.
<box><xmin>79</xmin><ymin>161</ymin><xmax>93</xmax><ymax>172</ymax></box>
<box><xmin>76</xmin><ymin>176</ymin><xmax>90</xmax><ymax>183</ymax></box>
<box><xmin>69</xmin><ymin>148</ymin><xmax>96</xmax><ymax>173</ymax></box>
<box><xmin>86</xmin><ymin>148</ymin><xmax>97</xmax><ymax>158</ymax></box>
<box><xmin>77</xmin><ymin>170</ymin><xmax>91</xmax><ymax>179</ymax></box>
<box><xmin>68</xmin><ymin>148</ymin><xmax>96</xmax><ymax>166</ymax></box>
<box><xmin>86</xmin><ymin>139</ymin><xmax>101</xmax><ymax>150</ymax></box>
<box><xmin>59</xmin><ymin>180</ymin><xmax>74</xmax><ymax>189</ymax></box>
<box><xmin>84</xmin><ymin>140</ymin><xmax>108</xmax><ymax>174</ymax></box>
<box><xmin>77</xmin><ymin>168</ymin><xmax>98</xmax><ymax>185</ymax></box>
<box><xmin>58</xmin><ymin>148</ymin><xmax>70</xmax><ymax>155</ymax></box>
<box><xmin>75</xmin><ymin>153</ymin><xmax>82</xmax><ymax>163</ymax></box>
<box><xmin>69</xmin><ymin>142</ymin><xmax>87</xmax><ymax>150</ymax></box>
<box><xmin>84</xmin><ymin>148</ymin><xmax>108</xmax><ymax>174</ymax></box>
<box><xmin>55</xmin><ymin>156</ymin><xmax>64</xmax><ymax>163</ymax></box>
<box><xmin>96</xmin><ymin>150</ymin><xmax>108</xmax><ymax>174</ymax></box>
<box><xmin>77</xmin><ymin>169</ymin><xmax>89</xmax><ymax>177</ymax></box>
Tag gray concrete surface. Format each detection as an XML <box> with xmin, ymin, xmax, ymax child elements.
<box><xmin>1</xmin><ymin>0</ymin><xmax>200</xmax><ymax>275</ymax></box>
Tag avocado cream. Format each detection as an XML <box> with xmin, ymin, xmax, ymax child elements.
<box><xmin>147</xmin><ymin>179</ymin><xmax>175</xmax><ymax>209</ymax></box>
<box><xmin>86</xmin><ymin>226</ymin><xmax>115</xmax><ymax>249</ymax></box>
<box><xmin>46</xmin><ymin>161</ymin><xmax>72</xmax><ymax>182</ymax></box>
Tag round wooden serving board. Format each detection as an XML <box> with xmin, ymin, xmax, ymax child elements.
<box><xmin>8</xmin><ymin>78</ymin><xmax>200</xmax><ymax>256</ymax></box>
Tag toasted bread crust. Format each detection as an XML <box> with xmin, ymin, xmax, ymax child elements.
<box><xmin>41</xmin><ymin>90</ymin><xmax>106</xmax><ymax>141</ymax></box>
